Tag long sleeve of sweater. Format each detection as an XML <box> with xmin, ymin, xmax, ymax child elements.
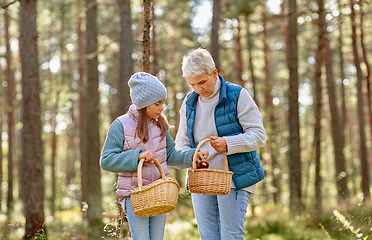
<box><xmin>165</xmin><ymin>131</ymin><xmax>195</xmax><ymax>169</ymax></box>
<box><xmin>223</xmin><ymin>88</ymin><xmax>266</xmax><ymax>155</ymax></box>
<box><xmin>100</xmin><ymin>119</ymin><xmax>195</xmax><ymax>173</ymax></box>
<box><xmin>100</xmin><ymin>119</ymin><xmax>141</xmax><ymax>173</ymax></box>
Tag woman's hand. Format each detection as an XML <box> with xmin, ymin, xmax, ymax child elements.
<box><xmin>210</xmin><ymin>136</ymin><xmax>227</xmax><ymax>152</ymax></box>
<box><xmin>138</xmin><ymin>150</ymin><xmax>155</xmax><ymax>163</ymax></box>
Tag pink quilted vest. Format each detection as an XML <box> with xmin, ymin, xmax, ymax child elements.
<box><xmin>115</xmin><ymin>105</ymin><xmax>169</xmax><ymax>204</ymax></box>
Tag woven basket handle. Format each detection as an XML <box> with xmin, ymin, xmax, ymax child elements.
<box><xmin>137</xmin><ymin>158</ymin><xmax>165</xmax><ymax>188</ymax></box>
<box><xmin>192</xmin><ymin>138</ymin><xmax>228</xmax><ymax>171</ymax></box>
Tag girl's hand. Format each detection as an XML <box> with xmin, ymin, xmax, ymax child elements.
<box><xmin>195</xmin><ymin>151</ymin><xmax>209</xmax><ymax>169</ymax></box>
<box><xmin>196</xmin><ymin>151</ymin><xmax>209</xmax><ymax>163</ymax></box>
<box><xmin>138</xmin><ymin>150</ymin><xmax>155</xmax><ymax>163</ymax></box>
<box><xmin>210</xmin><ymin>136</ymin><xmax>227</xmax><ymax>152</ymax></box>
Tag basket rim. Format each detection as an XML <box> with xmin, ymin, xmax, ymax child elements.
<box><xmin>137</xmin><ymin>158</ymin><xmax>166</xmax><ymax>188</ymax></box>
<box><xmin>130</xmin><ymin>177</ymin><xmax>180</xmax><ymax>194</ymax></box>
<box><xmin>188</xmin><ymin>168</ymin><xmax>233</xmax><ymax>174</ymax></box>
<box><xmin>192</xmin><ymin>138</ymin><xmax>229</xmax><ymax>171</ymax></box>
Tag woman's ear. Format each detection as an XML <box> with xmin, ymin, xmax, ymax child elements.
<box><xmin>213</xmin><ymin>68</ymin><xmax>218</xmax><ymax>79</ymax></box>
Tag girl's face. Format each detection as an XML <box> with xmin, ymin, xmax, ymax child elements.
<box><xmin>186</xmin><ymin>69</ymin><xmax>218</xmax><ymax>98</ymax></box>
<box><xmin>146</xmin><ymin>99</ymin><xmax>165</xmax><ymax>120</ymax></box>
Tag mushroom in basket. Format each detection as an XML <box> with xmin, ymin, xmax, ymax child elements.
<box><xmin>196</xmin><ymin>160</ymin><xmax>209</xmax><ymax>169</ymax></box>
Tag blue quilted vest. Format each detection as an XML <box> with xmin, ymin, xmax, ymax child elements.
<box><xmin>185</xmin><ymin>75</ymin><xmax>265</xmax><ymax>190</ymax></box>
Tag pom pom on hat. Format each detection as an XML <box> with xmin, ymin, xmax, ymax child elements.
<box><xmin>128</xmin><ymin>72</ymin><xmax>167</xmax><ymax>109</ymax></box>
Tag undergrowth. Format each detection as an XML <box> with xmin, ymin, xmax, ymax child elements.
<box><xmin>1</xmin><ymin>194</ymin><xmax>371</xmax><ymax>240</ymax></box>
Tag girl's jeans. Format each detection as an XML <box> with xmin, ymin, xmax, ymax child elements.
<box><xmin>192</xmin><ymin>188</ymin><xmax>251</xmax><ymax>240</ymax></box>
<box><xmin>125</xmin><ymin>197</ymin><xmax>167</xmax><ymax>240</ymax></box>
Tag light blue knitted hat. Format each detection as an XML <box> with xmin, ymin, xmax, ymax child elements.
<box><xmin>128</xmin><ymin>72</ymin><xmax>167</xmax><ymax>109</ymax></box>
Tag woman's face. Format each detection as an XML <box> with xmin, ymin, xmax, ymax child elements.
<box><xmin>146</xmin><ymin>99</ymin><xmax>165</xmax><ymax>120</ymax></box>
<box><xmin>186</xmin><ymin>69</ymin><xmax>218</xmax><ymax>98</ymax></box>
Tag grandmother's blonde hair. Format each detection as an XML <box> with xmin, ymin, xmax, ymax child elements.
<box><xmin>182</xmin><ymin>48</ymin><xmax>215</xmax><ymax>78</ymax></box>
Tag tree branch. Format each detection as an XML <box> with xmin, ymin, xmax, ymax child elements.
<box><xmin>1</xmin><ymin>0</ymin><xmax>19</xmax><ymax>9</ymax></box>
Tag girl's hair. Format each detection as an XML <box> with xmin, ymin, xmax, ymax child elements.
<box><xmin>136</xmin><ymin>108</ymin><xmax>169</xmax><ymax>143</ymax></box>
<box><xmin>182</xmin><ymin>48</ymin><xmax>215</xmax><ymax>78</ymax></box>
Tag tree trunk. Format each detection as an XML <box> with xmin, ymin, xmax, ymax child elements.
<box><xmin>350</xmin><ymin>0</ymin><xmax>369</xmax><ymax>202</ymax></box>
<box><xmin>261</xmin><ymin>0</ymin><xmax>281</xmax><ymax>204</ymax></box>
<box><xmin>319</xmin><ymin>0</ymin><xmax>349</xmax><ymax>201</ymax></box>
<box><xmin>235</xmin><ymin>19</ymin><xmax>244</xmax><ymax>87</ymax></box>
<box><xmin>142</xmin><ymin>0</ymin><xmax>151</xmax><ymax>72</ymax></box>
<box><xmin>287</xmin><ymin>0</ymin><xmax>302</xmax><ymax>214</ymax></box>
<box><xmin>50</xmin><ymin>98</ymin><xmax>58</xmax><ymax>216</ymax></box>
<box><xmin>0</xmin><ymin>64</ymin><xmax>3</xmax><ymax>213</ymax></box>
<box><xmin>245</xmin><ymin>16</ymin><xmax>257</xmax><ymax>105</ymax></box>
<box><xmin>336</xmin><ymin>1</ymin><xmax>353</xmax><ymax>192</ymax></box>
<box><xmin>211</xmin><ymin>0</ymin><xmax>220</xmax><ymax>70</ymax></box>
<box><xmin>313</xmin><ymin>17</ymin><xmax>324</xmax><ymax>220</ymax></box>
<box><xmin>77</xmin><ymin>4</ymin><xmax>88</xmax><ymax>207</ymax></box>
<box><xmin>20</xmin><ymin>0</ymin><xmax>46</xmax><ymax>237</ymax></box>
<box><xmin>111</xmin><ymin>52</ymin><xmax>120</xmax><ymax>120</ymax></box>
<box><xmin>119</xmin><ymin>0</ymin><xmax>133</xmax><ymax>113</ymax></box>
<box><xmin>345</xmin><ymin>103</ymin><xmax>359</xmax><ymax>196</ymax></box>
<box><xmin>151</xmin><ymin>2</ymin><xmax>158</xmax><ymax>76</ymax></box>
<box><xmin>66</xmin><ymin>100</ymin><xmax>76</xmax><ymax>184</ymax></box>
<box><xmin>337</xmin><ymin>0</ymin><xmax>347</xmax><ymax>128</ymax></box>
<box><xmin>45</xmin><ymin>11</ymin><xmax>57</xmax><ymax>216</ymax></box>
<box><xmin>43</xmin><ymin>2</ymin><xmax>58</xmax><ymax>215</ymax></box>
<box><xmin>59</xmin><ymin>1</ymin><xmax>73</xmax><ymax>187</ymax></box>
<box><xmin>280</xmin><ymin>0</ymin><xmax>288</xmax><ymax>64</ymax></box>
<box><xmin>359</xmin><ymin>1</ymin><xmax>372</xmax><ymax>190</ymax></box>
<box><xmin>5</xmin><ymin>2</ymin><xmax>14</xmax><ymax>213</ymax></box>
<box><xmin>85</xmin><ymin>0</ymin><xmax>103</xmax><ymax>237</ymax></box>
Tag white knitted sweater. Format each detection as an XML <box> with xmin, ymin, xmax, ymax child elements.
<box><xmin>175</xmin><ymin>78</ymin><xmax>266</xmax><ymax>194</ymax></box>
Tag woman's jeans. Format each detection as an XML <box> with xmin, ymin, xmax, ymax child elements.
<box><xmin>192</xmin><ymin>188</ymin><xmax>251</xmax><ymax>240</ymax></box>
<box><xmin>125</xmin><ymin>197</ymin><xmax>167</xmax><ymax>240</ymax></box>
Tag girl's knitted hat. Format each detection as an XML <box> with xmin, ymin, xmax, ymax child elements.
<box><xmin>128</xmin><ymin>72</ymin><xmax>167</xmax><ymax>109</ymax></box>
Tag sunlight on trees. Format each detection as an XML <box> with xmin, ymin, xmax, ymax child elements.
<box><xmin>0</xmin><ymin>0</ymin><xmax>371</xmax><ymax>239</ymax></box>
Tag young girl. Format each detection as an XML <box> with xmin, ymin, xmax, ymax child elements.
<box><xmin>100</xmin><ymin>72</ymin><xmax>207</xmax><ymax>240</ymax></box>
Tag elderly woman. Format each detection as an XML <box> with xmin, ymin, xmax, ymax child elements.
<box><xmin>175</xmin><ymin>48</ymin><xmax>266</xmax><ymax>240</ymax></box>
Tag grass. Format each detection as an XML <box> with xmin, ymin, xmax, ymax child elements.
<box><xmin>1</xmin><ymin>195</ymin><xmax>371</xmax><ymax>240</ymax></box>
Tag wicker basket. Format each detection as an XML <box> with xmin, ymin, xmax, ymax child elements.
<box><xmin>188</xmin><ymin>138</ymin><xmax>233</xmax><ymax>195</ymax></box>
<box><xmin>130</xmin><ymin>158</ymin><xmax>180</xmax><ymax>217</ymax></box>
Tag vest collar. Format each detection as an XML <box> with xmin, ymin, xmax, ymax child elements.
<box><xmin>218</xmin><ymin>74</ymin><xmax>228</xmax><ymax>104</ymax></box>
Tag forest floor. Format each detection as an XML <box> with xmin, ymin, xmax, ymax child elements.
<box><xmin>1</xmin><ymin>195</ymin><xmax>371</xmax><ymax>240</ymax></box>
